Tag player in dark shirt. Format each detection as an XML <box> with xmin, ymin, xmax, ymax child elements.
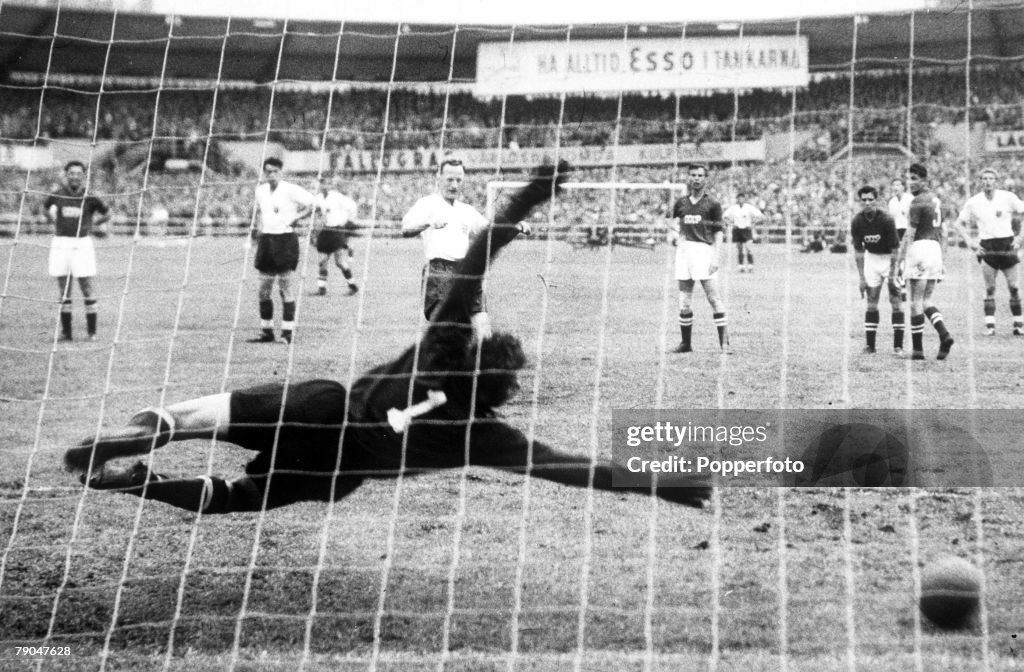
<box><xmin>895</xmin><ymin>163</ymin><xmax>954</xmax><ymax>360</ymax></box>
<box><xmin>43</xmin><ymin>160</ymin><xmax>111</xmax><ymax>341</ymax></box>
<box><xmin>669</xmin><ymin>163</ymin><xmax>728</xmax><ymax>353</ymax></box>
<box><xmin>64</xmin><ymin>162</ymin><xmax>710</xmax><ymax>514</ymax></box>
<box><xmin>850</xmin><ymin>186</ymin><xmax>904</xmax><ymax>354</ymax></box>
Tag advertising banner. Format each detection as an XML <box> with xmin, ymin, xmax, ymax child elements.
<box><xmin>476</xmin><ymin>35</ymin><xmax>809</xmax><ymax>97</ymax></box>
<box><xmin>325</xmin><ymin>139</ymin><xmax>765</xmax><ymax>174</ymax></box>
<box><xmin>984</xmin><ymin>129</ymin><xmax>1024</xmax><ymax>153</ymax></box>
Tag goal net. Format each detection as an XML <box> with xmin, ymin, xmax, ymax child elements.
<box><xmin>1</xmin><ymin>3</ymin><xmax>1022</xmax><ymax>671</ymax></box>
<box><xmin>486</xmin><ymin>180</ymin><xmax>683</xmax><ymax>249</ymax></box>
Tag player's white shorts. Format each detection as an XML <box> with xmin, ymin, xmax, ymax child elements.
<box><xmin>904</xmin><ymin>240</ymin><xmax>943</xmax><ymax>281</ymax></box>
<box><xmin>48</xmin><ymin>236</ymin><xmax>96</xmax><ymax>278</ymax></box>
<box><xmin>675</xmin><ymin>241</ymin><xmax>718</xmax><ymax>281</ymax></box>
<box><xmin>863</xmin><ymin>252</ymin><xmax>892</xmax><ymax>288</ymax></box>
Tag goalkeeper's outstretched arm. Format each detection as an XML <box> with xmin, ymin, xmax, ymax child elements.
<box><xmin>431</xmin><ymin>162</ymin><xmax>571</xmax><ymax>327</ymax></box>
<box><xmin>469</xmin><ymin>421</ymin><xmax>710</xmax><ymax>509</ymax></box>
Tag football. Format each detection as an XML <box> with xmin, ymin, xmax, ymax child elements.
<box><xmin>919</xmin><ymin>556</ymin><xmax>982</xmax><ymax>628</ymax></box>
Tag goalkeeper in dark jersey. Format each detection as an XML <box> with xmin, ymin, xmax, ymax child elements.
<box><xmin>64</xmin><ymin>163</ymin><xmax>710</xmax><ymax>514</ymax></box>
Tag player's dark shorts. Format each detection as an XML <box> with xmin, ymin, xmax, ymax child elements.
<box><xmin>255</xmin><ymin>233</ymin><xmax>300</xmax><ymax>274</ymax></box>
<box><xmin>422</xmin><ymin>258</ymin><xmax>485</xmax><ymax>320</ymax></box>
<box><xmin>227</xmin><ymin>380</ymin><xmax>362</xmax><ymax>508</ymax></box>
<box><xmin>979</xmin><ymin>236</ymin><xmax>1020</xmax><ymax>271</ymax></box>
<box><xmin>316</xmin><ymin>228</ymin><xmax>350</xmax><ymax>255</ymax></box>
<box><xmin>731</xmin><ymin>227</ymin><xmax>753</xmax><ymax>244</ymax></box>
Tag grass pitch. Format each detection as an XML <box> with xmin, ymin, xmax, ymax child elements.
<box><xmin>1</xmin><ymin>235</ymin><xmax>1023</xmax><ymax>671</ymax></box>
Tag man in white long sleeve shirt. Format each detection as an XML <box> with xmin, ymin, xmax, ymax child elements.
<box><xmin>401</xmin><ymin>157</ymin><xmax>491</xmax><ymax>338</ymax></box>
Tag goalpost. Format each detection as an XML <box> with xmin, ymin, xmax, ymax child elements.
<box><xmin>1</xmin><ymin>4</ymin><xmax>1022</xmax><ymax>671</ymax></box>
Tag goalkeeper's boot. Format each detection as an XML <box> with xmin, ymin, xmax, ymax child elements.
<box><xmin>65</xmin><ymin>408</ymin><xmax>175</xmax><ymax>473</ymax></box>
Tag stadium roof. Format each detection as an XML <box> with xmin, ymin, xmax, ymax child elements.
<box><xmin>1</xmin><ymin>4</ymin><xmax>1022</xmax><ymax>86</ymax></box>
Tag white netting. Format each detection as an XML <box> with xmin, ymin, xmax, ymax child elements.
<box><xmin>1</xmin><ymin>4</ymin><xmax>1023</xmax><ymax>671</ymax></box>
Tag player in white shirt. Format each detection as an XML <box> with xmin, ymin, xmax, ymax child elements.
<box><xmin>312</xmin><ymin>177</ymin><xmax>359</xmax><ymax>296</ymax></box>
<box><xmin>951</xmin><ymin>167</ymin><xmax>1024</xmax><ymax>336</ymax></box>
<box><xmin>887</xmin><ymin>177</ymin><xmax>914</xmax><ymax>305</ymax></box>
<box><xmin>887</xmin><ymin>177</ymin><xmax>913</xmax><ymax>240</ymax></box>
<box><xmin>250</xmin><ymin>158</ymin><xmax>314</xmax><ymax>344</ymax></box>
<box><xmin>722</xmin><ymin>191</ymin><xmax>763</xmax><ymax>273</ymax></box>
<box><xmin>401</xmin><ymin>158</ymin><xmax>491</xmax><ymax>338</ymax></box>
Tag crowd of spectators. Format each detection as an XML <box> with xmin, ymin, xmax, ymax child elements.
<box><xmin>1</xmin><ymin>64</ymin><xmax>1021</xmax><ymax>153</ymax></box>
<box><xmin>1</xmin><ymin>62</ymin><xmax>1021</xmax><ymax>242</ymax></box>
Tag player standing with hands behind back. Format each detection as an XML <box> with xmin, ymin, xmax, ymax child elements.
<box><xmin>250</xmin><ymin>158</ymin><xmax>314</xmax><ymax>344</ymax></box>
<box><xmin>44</xmin><ymin>160</ymin><xmax>111</xmax><ymax>342</ymax></box>
<box><xmin>722</xmin><ymin>191</ymin><xmax>763</xmax><ymax>273</ymax></box>
<box><xmin>402</xmin><ymin>157</ymin><xmax>490</xmax><ymax>339</ymax></box>
<box><xmin>669</xmin><ymin>163</ymin><xmax>729</xmax><ymax>353</ymax></box>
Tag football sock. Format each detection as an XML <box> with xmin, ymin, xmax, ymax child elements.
<box><xmin>259</xmin><ymin>300</ymin><xmax>273</xmax><ymax>333</ymax></box>
<box><xmin>678</xmin><ymin>310</ymin><xmax>693</xmax><ymax>348</ymax></box>
<box><xmin>746</xmin><ymin>251</ymin><xmax>753</xmax><ymax>265</ymax></box>
<box><xmin>892</xmin><ymin>311</ymin><xmax>905</xmax><ymax>349</ymax></box>
<box><xmin>60</xmin><ymin>300</ymin><xmax>73</xmax><ymax>338</ymax></box>
<box><xmin>124</xmin><ymin>475</ymin><xmax>262</xmax><ymax>513</ymax></box>
<box><xmin>911</xmin><ymin>314</ymin><xmax>925</xmax><ymax>353</ymax></box>
<box><xmin>924</xmin><ymin>306</ymin><xmax>950</xmax><ymax>341</ymax></box>
<box><xmin>984</xmin><ymin>297</ymin><xmax>996</xmax><ymax>329</ymax></box>
<box><xmin>342</xmin><ymin>267</ymin><xmax>353</xmax><ymax>281</ymax></box>
<box><xmin>713</xmin><ymin>312</ymin><xmax>728</xmax><ymax>346</ymax></box>
<box><xmin>1010</xmin><ymin>290</ymin><xmax>1021</xmax><ymax>328</ymax></box>
<box><xmin>865</xmin><ymin>309</ymin><xmax>879</xmax><ymax>349</ymax></box>
<box><xmin>85</xmin><ymin>299</ymin><xmax>97</xmax><ymax>336</ymax></box>
<box><xmin>317</xmin><ymin>269</ymin><xmax>328</xmax><ymax>290</ymax></box>
<box><xmin>281</xmin><ymin>301</ymin><xmax>296</xmax><ymax>341</ymax></box>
